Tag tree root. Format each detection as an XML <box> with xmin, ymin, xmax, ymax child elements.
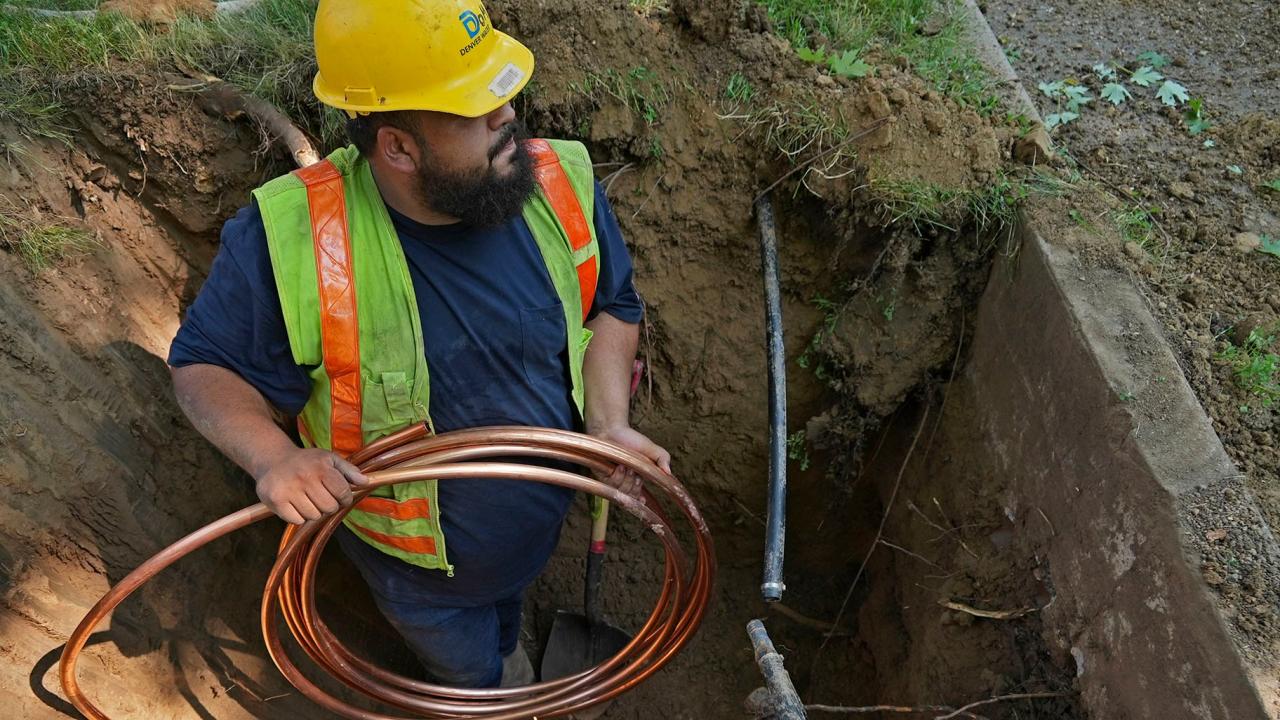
<box><xmin>805</xmin><ymin>691</ymin><xmax>1069</xmax><ymax>718</ymax></box>
<box><xmin>175</xmin><ymin>78</ymin><xmax>320</xmax><ymax>168</ymax></box>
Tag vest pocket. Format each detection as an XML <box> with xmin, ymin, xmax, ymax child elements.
<box><xmin>520</xmin><ymin>303</ymin><xmax>567</xmax><ymax>381</ymax></box>
<box><xmin>364</xmin><ymin>371</ymin><xmax>416</xmax><ymax>432</ymax></box>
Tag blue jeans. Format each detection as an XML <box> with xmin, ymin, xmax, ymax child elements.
<box><xmin>335</xmin><ymin>525</ymin><xmax>523</xmax><ymax>687</ymax></box>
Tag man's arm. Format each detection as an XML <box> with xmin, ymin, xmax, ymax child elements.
<box><xmin>582</xmin><ymin>312</ymin><xmax>671</xmax><ymax>478</ymax></box>
<box><xmin>171</xmin><ymin>363</ymin><xmax>368</xmax><ymax>524</ymax></box>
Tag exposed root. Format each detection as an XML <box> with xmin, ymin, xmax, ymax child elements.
<box><xmin>938</xmin><ymin>600</ymin><xmax>1037</xmax><ymax>620</ymax></box>
<box><xmin>752</xmin><ymin>117</ymin><xmax>890</xmax><ymax>204</ymax></box>
<box><xmin>815</xmin><ymin>404</ymin><xmax>931</xmax><ymax>662</ymax></box>
<box><xmin>767</xmin><ymin>602</ymin><xmax>851</xmax><ymax>636</ymax></box>
<box><xmin>174</xmin><ymin>78</ymin><xmax>320</xmax><ymax>168</ymax></box>
<box><xmin>805</xmin><ymin>691</ymin><xmax>1069</xmax><ymax>718</ymax></box>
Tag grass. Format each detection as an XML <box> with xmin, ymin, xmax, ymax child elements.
<box><xmin>576</xmin><ymin>66</ymin><xmax>673</xmax><ymax>127</ymax></box>
<box><xmin>0</xmin><ymin>0</ymin><xmax>345</xmax><ymax>147</ymax></box>
<box><xmin>734</xmin><ymin>94</ymin><xmax>858</xmax><ymax>185</ymax></box>
<box><xmin>628</xmin><ymin>0</ymin><xmax>670</xmax><ymax>15</ymax></box>
<box><xmin>1218</xmin><ymin>329</ymin><xmax>1280</xmax><ymax>409</ymax></box>
<box><xmin>725</xmin><ymin>72</ymin><xmax>755</xmax><ymax>104</ymax></box>
<box><xmin>724</xmin><ymin>0</ymin><xmax>1005</xmax><ymax>206</ymax></box>
<box><xmin>1113</xmin><ymin>203</ymin><xmax>1159</xmax><ymax>249</ymax></box>
<box><xmin>873</xmin><ymin>172</ymin><xmax>1030</xmax><ymax>235</ymax></box>
<box><xmin>0</xmin><ymin>207</ymin><xmax>98</xmax><ymax>271</ymax></box>
<box><xmin>756</xmin><ymin>0</ymin><xmax>997</xmax><ymax>111</ymax></box>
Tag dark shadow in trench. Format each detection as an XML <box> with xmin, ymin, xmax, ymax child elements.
<box><xmin>59</xmin><ymin>341</ymin><xmax>420</xmax><ymax>719</ymax></box>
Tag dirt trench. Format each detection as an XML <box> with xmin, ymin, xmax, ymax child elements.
<box><xmin>0</xmin><ymin>1</ymin><xmax>1083</xmax><ymax>718</ymax></box>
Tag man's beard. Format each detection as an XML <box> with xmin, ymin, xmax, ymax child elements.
<box><xmin>410</xmin><ymin>122</ymin><xmax>536</xmax><ymax>227</ymax></box>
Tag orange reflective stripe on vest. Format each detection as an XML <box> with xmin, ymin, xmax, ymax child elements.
<box><xmin>294</xmin><ymin>159</ymin><xmax>363</xmax><ymax>457</ymax></box>
<box><xmin>355</xmin><ymin>495</ymin><xmax>432</xmax><ymax>521</ymax></box>
<box><xmin>347</xmin><ymin>520</ymin><xmax>438</xmax><ymax>555</ymax></box>
<box><xmin>527</xmin><ymin>138</ymin><xmax>597</xmax><ymax>321</ymax></box>
<box><xmin>293</xmin><ymin>147</ymin><xmax>596</xmax><ymax>527</ymax></box>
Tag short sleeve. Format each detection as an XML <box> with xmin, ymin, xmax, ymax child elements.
<box><xmin>168</xmin><ymin>202</ymin><xmax>312</xmax><ymax>415</ymax></box>
<box><xmin>586</xmin><ymin>182</ymin><xmax>644</xmax><ymax>324</ymax></box>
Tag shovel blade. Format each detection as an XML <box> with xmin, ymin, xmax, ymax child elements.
<box><xmin>541</xmin><ymin>611</ymin><xmax>632</xmax><ymax>682</ymax></box>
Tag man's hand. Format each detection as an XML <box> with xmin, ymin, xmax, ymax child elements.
<box><xmin>253</xmin><ymin>447</ymin><xmax>370</xmax><ymax>525</ymax></box>
<box><xmin>589</xmin><ymin>424</ymin><xmax>671</xmax><ymax>497</ymax></box>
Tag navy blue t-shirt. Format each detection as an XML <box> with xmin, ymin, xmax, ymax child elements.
<box><xmin>169</xmin><ymin>181</ymin><xmax>642</xmax><ymax>606</ymax></box>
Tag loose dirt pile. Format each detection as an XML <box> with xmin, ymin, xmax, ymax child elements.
<box><xmin>0</xmin><ymin>0</ymin><xmax>1082</xmax><ymax>717</ymax></box>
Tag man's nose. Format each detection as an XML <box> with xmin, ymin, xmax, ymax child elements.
<box><xmin>487</xmin><ymin>103</ymin><xmax>516</xmax><ymax>130</ymax></box>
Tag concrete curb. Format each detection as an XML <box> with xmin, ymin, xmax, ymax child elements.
<box><xmin>951</xmin><ymin>1</ymin><xmax>1280</xmax><ymax>717</ymax></box>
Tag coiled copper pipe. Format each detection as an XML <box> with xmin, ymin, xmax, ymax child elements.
<box><xmin>59</xmin><ymin>425</ymin><xmax>715</xmax><ymax>719</ymax></box>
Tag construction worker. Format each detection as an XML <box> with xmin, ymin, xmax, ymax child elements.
<box><xmin>167</xmin><ymin>0</ymin><xmax>669</xmax><ymax>689</ymax></box>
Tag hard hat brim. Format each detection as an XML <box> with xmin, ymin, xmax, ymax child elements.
<box><xmin>313</xmin><ymin>30</ymin><xmax>534</xmax><ymax>118</ymax></box>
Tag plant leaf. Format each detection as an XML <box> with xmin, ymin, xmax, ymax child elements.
<box><xmin>1038</xmin><ymin>80</ymin><xmax>1065</xmax><ymax>98</ymax></box>
<box><xmin>1262</xmin><ymin>179</ymin><xmax>1280</xmax><ymax>192</ymax></box>
<box><xmin>1138</xmin><ymin>50</ymin><xmax>1170</xmax><ymax>68</ymax></box>
<box><xmin>829</xmin><ymin>50</ymin><xmax>872</xmax><ymax>78</ymax></box>
<box><xmin>1130</xmin><ymin>66</ymin><xmax>1164</xmax><ymax>87</ymax></box>
<box><xmin>1066</xmin><ymin>94</ymin><xmax>1093</xmax><ymax>112</ymax></box>
<box><xmin>1092</xmin><ymin>62</ymin><xmax>1117</xmax><ymax>81</ymax></box>
<box><xmin>796</xmin><ymin>47</ymin><xmax>825</xmax><ymax>64</ymax></box>
<box><xmin>1203</xmin><ymin>139</ymin><xmax>1215</xmax><ymax>148</ymax></box>
<box><xmin>1101</xmin><ymin>83</ymin><xmax>1131</xmax><ymax>105</ymax></box>
<box><xmin>1227</xmin><ymin>165</ymin><xmax>1243</xmax><ymax>175</ymax></box>
<box><xmin>1045</xmin><ymin>111</ymin><xmax>1079</xmax><ymax>130</ymax></box>
<box><xmin>1183</xmin><ymin>97</ymin><xmax>1209</xmax><ymax>133</ymax></box>
<box><xmin>1156</xmin><ymin>79</ymin><xmax>1189</xmax><ymax>106</ymax></box>
<box><xmin>1259</xmin><ymin>234</ymin><xmax>1280</xmax><ymax>259</ymax></box>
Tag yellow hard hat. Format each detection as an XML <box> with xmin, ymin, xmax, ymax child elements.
<box><xmin>313</xmin><ymin>0</ymin><xmax>534</xmax><ymax>118</ymax></box>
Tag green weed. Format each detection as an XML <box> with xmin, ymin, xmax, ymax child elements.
<box><xmin>648</xmin><ymin>135</ymin><xmax>664</xmax><ymax>158</ymax></box>
<box><xmin>756</xmin><ymin>0</ymin><xmax>997</xmax><ymax>111</ymax></box>
<box><xmin>1259</xmin><ymin>234</ymin><xmax>1280</xmax><ymax>260</ymax></box>
<box><xmin>1218</xmin><ymin>329</ymin><xmax>1280</xmax><ymax>408</ymax></box>
<box><xmin>578</xmin><ymin>66</ymin><xmax>671</xmax><ymax>127</ymax></box>
<box><xmin>741</xmin><ymin>95</ymin><xmax>856</xmax><ymax>183</ymax></box>
<box><xmin>797</xmin><ymin>294</ymin><xmax>838</xmax><ymax>381</ymax></box>
<box><xmin>872</xmin><ymin>172</ymin><xmax>1029</xmax><ymax>236</ymax></box>
<box><xmin>786</xmin><ymin>429</ymin><xmax>811</xmax><ymax>471</ymax></box>
<box><xmin>1068</xmin><ymin>208</ymin><xmax>1097</xmax><ymax>232</ymax></box>
<box><xmin>1113</xmin><ymin>204</ymin><xmax>1159</xmax><ymax>248</ymax></box>
<box><xmin>0</xmin><ymin>0</ymin><xmax>345</xmax><ymax>148</ymax></box>
<box><xmin>0</xmin><ymin>71</ymin><xmax>73</xmax><ymax>141</ymax></box>
<box><xmin>879</xmin><ymin>292</ymin><xmax>897</xmax><ymax>321</ymax></box>
<box><xmin>0</xmin><ymin>209</ymin><xmax>98</xmax><ymax>271</ymax></box>
<box><xmin>725</xmin><ymin>72</ymin><xmax>756</xmax><ymax>104</ymax></box>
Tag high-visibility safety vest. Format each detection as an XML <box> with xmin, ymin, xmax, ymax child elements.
<box><xmin>253</xmin><ymin>139</ymin><xmax>600</xmax><ymax>572</ymax></box>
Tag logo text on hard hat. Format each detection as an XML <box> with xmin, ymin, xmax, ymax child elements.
<box><xmin>458</xmin><ymin>8</ymin><xmax>492</xmax><ymax>55</ymax></box>
<box><xmin>459</xmin><ymin>10</ymin><xmax>482</xmax><ymax>38</ymax></box>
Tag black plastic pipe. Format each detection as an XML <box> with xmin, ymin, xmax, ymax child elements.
<box><xmin>747</xmin><ymin>619</ymin><xmax>806</xmax><ymax>719</ymax></box>
<box><xmin>755</xmin><ymin>195</ymin><xmax>788</xmax><ymax>603</ymax></box>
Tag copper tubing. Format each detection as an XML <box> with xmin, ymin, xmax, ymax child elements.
<box><xmin>59</xmin><ymin>425</ymin><xmax>716</xmax><ymax>719</ymax></box>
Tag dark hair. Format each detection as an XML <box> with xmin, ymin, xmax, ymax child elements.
<box><xmin>344</xmin><ymin>110</ymin><xmax>422</xmax><ymax>156</ymax></box>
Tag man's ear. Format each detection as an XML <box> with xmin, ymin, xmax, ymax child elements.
<box><xmin>375</xmin><ymin>124</ymin><xmax>423</xmax><ymax>175</ymax></box>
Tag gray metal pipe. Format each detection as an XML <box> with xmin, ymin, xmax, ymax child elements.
<box><xmin>747</xmin><ymin>619</ymin><xmax>806</xmax><ymax>720</ymax></box>
<box><xmin>755</xmin><ymin>195</ymin><xmax>788</xmax><ymax>602</ymax></box>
